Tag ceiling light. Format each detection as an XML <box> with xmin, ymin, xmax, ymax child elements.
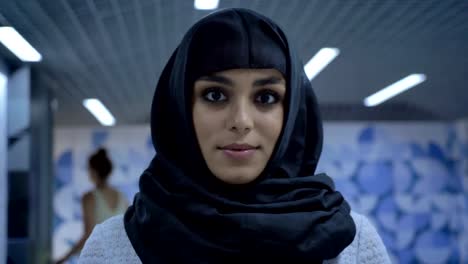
<box><xmin>0</xmin><ymin>27</ymin><xmax>42</xmax><ymax>62</ymax></box>
<box><xmin>83</xmin><ymin>99</ymin><xmax>116</xmax><ymax>126</ymax></box>
<box><xmin>364</xmin><ymin>74</ymin><xmax>427</xmax><ymax>107</ymax></box>
<box><xmin>304</xmin><ymin>47</ymin><xmax>340</xmax><ymax>80</ymax></box>
<box><xmin>194</xmin><ymin>0</ymin><xmax>219</xmax><ymax>10</ymax></box>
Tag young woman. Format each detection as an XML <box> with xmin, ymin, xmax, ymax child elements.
<box><xmin>56</xmin><ymin>148</ymin><xmax>128</xmax><ymax>264</ymax></box>
<box><xmin>79</xmin><ymin>8</ymin><xmax>390</xmax><ymax>263</ymax></box>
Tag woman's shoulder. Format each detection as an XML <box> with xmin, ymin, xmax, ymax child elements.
<box><xmin>353</xmin><ymin>212</ymin><xmax>392</xmax><ymax>263</ymax></box>
<box><xmin>326</xmin><ymin>211</ymin><xmax>391</xmax><ymax>264</ymax></box>
<box><xmin>79</xmin><ymin>215</ymin><xmax>141</xmax><ymax>263</ymax></box>
<box><xmin>90</xmin><ymin>214</ymin><xmax>127</xmax><ymax>236</ymax></box>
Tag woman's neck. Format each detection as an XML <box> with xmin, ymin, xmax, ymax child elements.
<box><xmin>96</xmin><ymin>182</ymin><xmax>108</xmax><ymax>190</ymax></box>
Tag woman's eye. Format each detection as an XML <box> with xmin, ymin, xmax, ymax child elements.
<box><xmin>202</xmin><ymin>89</ymin><xmax>227</xmax><ymax>102</ymax></box>
<box><xmin>255</xmin><ymin>91</ymin><xmax>279</xmax><ymax>105</ymax></box>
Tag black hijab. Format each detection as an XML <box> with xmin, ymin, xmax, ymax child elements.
<box><xmin>124</xmin><ymin>8</ymin><xmax>355</xmax><ymax>263</ymax></box>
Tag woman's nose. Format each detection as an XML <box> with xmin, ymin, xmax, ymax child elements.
<box><xmin>227</xmin><ymin>101</ymin><xmax>253</xmax><ymax>134</ymax></box>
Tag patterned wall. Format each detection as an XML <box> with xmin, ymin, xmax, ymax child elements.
<box><xmin>53</xmin><ymin>123</ymin><xmax>468</xmax><ymax>263</ymax></box>
<box><xmin>317</xmin><ymin>123</ymin><xmax>468</xmax><ymax>263</ymax></box>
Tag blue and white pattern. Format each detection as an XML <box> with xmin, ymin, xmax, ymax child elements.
<box><xmin>53</xmin><ymin>123</ymin><xmax>468</xmax><ymax>263</ymax></box>
<box><xmin>316</xmin><ymin>123</ymin><xmax>468</xmax><ymax>263</ymax></box>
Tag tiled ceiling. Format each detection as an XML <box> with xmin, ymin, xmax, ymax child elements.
<box><xmin>0</xmin><ymin>0</ymin><xmax>467</xmax><ymax>125</ymax></box>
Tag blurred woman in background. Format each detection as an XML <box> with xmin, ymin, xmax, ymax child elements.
<box><xmin>55</xmin><ymin>148</ymin><xmax>128</xmax><ymax>264</ymax></box>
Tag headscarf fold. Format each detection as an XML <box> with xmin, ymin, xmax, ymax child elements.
<box><xmin>125</xmin><ymin>8</ymin><xmax>355</xmax><ymax>263</ymax></box>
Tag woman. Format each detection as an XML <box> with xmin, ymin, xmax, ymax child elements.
<box><xmin>79</xmin><ymin>8</ymin><xmax>390</xmax><ymax>263</ymax></box>
<box><xmin>56</xmin><ymin>148</ymin><xmax>128</xmax><ymax>264</ymax></box>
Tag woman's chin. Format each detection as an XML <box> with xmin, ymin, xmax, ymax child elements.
<box><xmin>213</xmin><ymin>169</ymin><xmax>261</xmax><ymax>185</ymax></box>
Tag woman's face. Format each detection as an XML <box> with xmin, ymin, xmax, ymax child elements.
<box><xmin>193</xmin><ymin>68</ymin><xmax>285</xmax><ymax>184</ymax></box>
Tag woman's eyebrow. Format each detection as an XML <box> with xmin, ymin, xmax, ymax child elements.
<box><xmin>197</xmin><ymin>75</ymin><xmax>233</xmax><ymax>86</ymax></box>
<box><xmin>253</xmin><ymin>77</ymin><xmax>284</xmax><ymax>87</ymax></box>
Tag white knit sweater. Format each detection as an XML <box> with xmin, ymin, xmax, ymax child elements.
<box><xmin>79</xmin><ymin>212</ymin><xmax>391</xmax><ymax>263</ymax></box>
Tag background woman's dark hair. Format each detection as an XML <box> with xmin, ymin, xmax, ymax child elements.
<box><xmin>88</xmin><ymin>148</ymin><xmax>113</xmax><ymax>181</ymax></box>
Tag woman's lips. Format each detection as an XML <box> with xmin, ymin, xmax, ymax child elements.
<box><xmin>222</xmin><ymin>148</ymin><xmax>257</xmax><ymax>160</ymax></box>
<box><xmin>218</xmin><ymin>144</ymin><xmax>259</xmax><ymax>160</ymax></box>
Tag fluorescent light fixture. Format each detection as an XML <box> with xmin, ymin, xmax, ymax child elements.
<box><xmin>83</xmin><ymin>99</ymin><xmax>116</xmax><ymax>126</ymax></box>
<box><xmin>194</xmin><ymin>0</ymin><xmax>219</xmax><ymax>10</ymax></box>
<box><xmin>0</xmin><ymin>27</ymin><xmax>42</xmax><ymax>62</ymax></box>
<box><xmin>304</xmin><ymin>47</ymin><xmax>340</xmax><ymax>80</ymax></box>
<box><xmin>364</xmin><ymin>74</ymin><xmax>426</xmax><ymax>107</ymax></box>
